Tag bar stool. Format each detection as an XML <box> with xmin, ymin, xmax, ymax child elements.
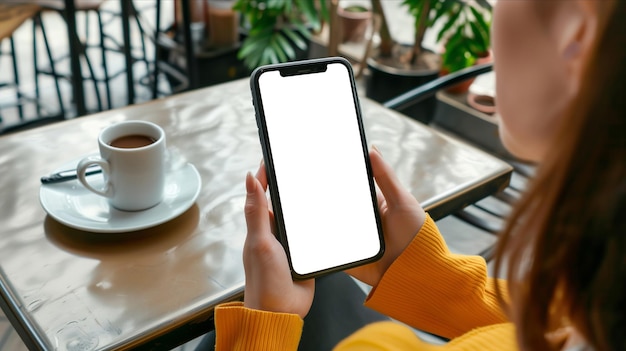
<box><xmin>34</xmin><ymin>0</ymin><xmax>156</xmax><ymax>114</ymax></box>
<box><xmin>0</xmin><ymin>3</ymin><xmax>65</xmax><ymax>133</ymax></box>
<box><xmin>99</xmin><ymin>1</ymin><xmax>155</xmax><ymax>105</ymax></box>
<box><xmin>70</xmin><ymin>0</ymin><xmax>154</xmax><ymax>107</ymax></box>
<box><xmin>0</xmin><ymin>4</ymin><xmax>37</xmax><ymax>122</ymax></box>
<box><xmin>33</xmin><ymin>0</ymin><xmax>111</xmax><ymax>115</ymax></box>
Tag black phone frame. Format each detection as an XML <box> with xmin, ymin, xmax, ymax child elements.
<box><xmin>249</xmin><ymin>57</ymin><xmax>385</xmax><ymax>280</ymax></box>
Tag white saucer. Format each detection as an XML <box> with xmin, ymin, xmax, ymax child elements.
<box><xmin>40</xmin><ymin>161</ymin><xmax>202</xmax><ymax>233</ymax></box>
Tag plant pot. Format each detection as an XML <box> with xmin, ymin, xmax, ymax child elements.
<box><xmin>206</xmin><ymin>0</ymin><xmax>240</xmax><ymax>48</ymax></box>
<box><xmin>159</xmin><ymin>28</ymin><xmax>312</xmax><ymax>91</ymax></box>
<box><xmin>159</xmin><ymin>30</ymin><xmax>251</xmax><ymax>91</ymax></box>
<box><xmin>365</xmin><ymin>54</ymin><xmax>440</xmax><ymax>124</ymax></box>
<box><xmin>440</xmin><ymin>67</ymin><xmax>474</xmax><ymax>94</ymax></box>
<box><xmin>441</xmin><ymin>53</ymin><xmax>493</xmax><ymax>94</ymax></box>
<box><xmin>337</xmin><ymin>5</ymin><xmax>372</xmax><ymax>43</ymax></box>
<box><xmin>195</xmin><ymin>41</ymin><xmax>251</xmax><ymax>86</ymax></box>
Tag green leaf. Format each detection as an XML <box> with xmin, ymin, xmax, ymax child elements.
<box><xmin>283</xmin><ymin>27</ymin><xmax>307</xmax><ymax>50</ymax></box>
<box><xmin>246</xmin><ymin>24</ymin><xmax>268</xmax><ymax>37</ymax></box>
<box><xmin>293</xmin><ymin>21</ymin><xmax>312</xmax><ymax>40</ymax></box>
<box><xmin>408</xmin><ymin>0</ymin><xmax>426</xmax><ymax>30</ymax></box>
<box><xmin>446</xmin><ymin>25</ymin><xmax>464</xmax><ymax>48</ymax></box>
<box><xmin>467</xmin><ymin>42</ymin><xmax>486</xmax><ymax>57</ymax></box>
<box><xmin>243</xmin><ymin>48</ymin><xmax>261</xmax><ymax>70</ymax></box>
<box><xmin>403</xmin><ymin>0</ymin><xmax>426</xmax><ymax>27</ymax></box>
<box><xmin>276</xmin><ymin>31</ymin><xmax>296</xmax><ymax>60</ymax></box>
<box><xmin>238</xmin><ymin>36</ymin><xmax>267</xmax><ymax>60</ymax></box>
<box><xmin>468</xmin><ymin>22</ymin><xmax>484</xmax><ymax>50</ymax></box>
<box><xmin>267</xmin><ymin>0</ymin><xmax>286</xmax><ymax>11</ymax></box>
<box><xmin>270</xmin><ymin>36</ymin><xmax>288</xmax><ymax>63</ymax></box>
<box><xmin>232</xmin><ymin>0</ymin><xmax>250</xmax><ymax>12</ymax></box>
<box><xmin>436</xmin><ymin>5</ymin><xmax>462</xmax><ymax>43</ymax></box>
<box><xmin>469</xmin><ymin>6</ymin><xmax>491</xmax><ymax>44</ymax></box>
<box><xmin>402</xmin><ymin>0</ymin><xmax>420</xmax><ymax>11</ymax></box>
<box><xmin>262</xmin><ymin>45</ymin><xmax>280</xmax><ymax>65</ymax></box>
<box><xmin>318</xmin><ymin>0</ymin><xmax>330</xmax><ymax>22</ymax></box>
<box><xmin>474</xmin><ymin>0</ymin><xmax>492</xmax><ymax>11</ymax></box>
<box><xmin>433</xmin><ymin>0</ymin><xmax>454</xmax><ymax>21</ymax></box>
<box><xmin>295</xmin><ymin>0</ymin><xmax>320</xmax><ymax>30</ymax></box>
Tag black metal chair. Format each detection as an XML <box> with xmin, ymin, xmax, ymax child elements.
<box><xmin>381</xmin><ymin>62</ymin><xmax>534</xmax><ymax>262</ymax></box>
<box><xmin>31</xmin><ymin>0</ymin><xmax>156</xmax><ymax>116</ymax></box>
<box><xmin>149</xmin><ymin>0</ymin><xmax>199</xmax><ymax>96</ymax></box>
<box><xmin>0</xmin><ymin>3</ymin><xmax>65</xmax><ymax>135</ymax></box>
<box><xmin>32</xmin><ymin>1</ymin><xmax>115</xmax><ymax>115</ymax></box>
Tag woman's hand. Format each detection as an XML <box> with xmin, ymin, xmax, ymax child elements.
<box><xmin>346</xmin><ymin>148</ymin><xmax>426</xmax><ymax>287</ymax></box>
<box><xmin>242</xmin><ymin>164</ymin><xmax>314</xmax><ymax>319</ymax></box>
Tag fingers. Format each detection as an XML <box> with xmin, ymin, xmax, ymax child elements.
<box><xmin>256</xmin><ymin>159</ymin><xmax>268</xmax><ymax>190</ymax></box>
<box><xmin>245</xmin><ymin>172</ymin><xmax>272</xmax><ymax>241</ymax></box>
<box><xmin>369</xmin><ymin>147</ymin><xmax>407</xmax><ymax>207</ymax></box>
<box><xmin>268</xmin><ymin>210</ymin><xmax>277</xmax><ymax>234</ymax></box>
<box><xmin>253</xmin><ymin>160</ymin><xmax>275</xmax><ymax>231</ymax></box>
<box><xmin>375</xmin><ymin>184</ymin><xmax>386</xmax><ymax>210</ymax></box>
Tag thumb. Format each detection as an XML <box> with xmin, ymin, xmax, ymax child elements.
<box><xmin>369</xmin><ymin>147</ymin><xmax>407</xmax><ymax>207</ymax></box>
<box><xmin>244</xmin><ymin>172</ymin><xmax>272</xmax><ymax>239</ymax></box>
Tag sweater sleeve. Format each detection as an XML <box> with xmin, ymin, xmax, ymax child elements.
<box><xmin>364</xmin><ymin>214</ymin><xmax>509</xmax><ymax>339</ymax></box>
<box><xmin>214</xmin><ymin>302</ymin><xmax>303</xmax><ymax>351</ymax></box>
<box><xmin>334</xmin><ymin>321</ymin><xmax>517</xmax><ymax>351</ymax></box>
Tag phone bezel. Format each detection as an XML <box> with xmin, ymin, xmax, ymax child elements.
<box><xmin>250</xmin><ymin>57</ymin><xmax>384</xmax><ymax>280</ymax></box>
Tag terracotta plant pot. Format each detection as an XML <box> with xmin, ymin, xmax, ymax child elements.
<box><xmin>442</xmin><ymin>53</ymin><xmax>493</xmax><ymax>94</ymax></box>
<box><xmin>206</xmin><ymin>0</ymin><xmax>240</xmax><ymax>48</ymax></box>
<box><xmin>337</xmin><ymin>5</ymin><xmax>372</xmax><ymax>43</ymax></box>
<box><xmin>440</xmin><ymin>67</ymin><xmax>474</xmax><ymax>94</ymax></box>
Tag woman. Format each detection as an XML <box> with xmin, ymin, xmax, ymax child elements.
<box><xmin>205</xmin><ymin>1</ymin><xmax>625</xmax><ymax>350</ymax></box>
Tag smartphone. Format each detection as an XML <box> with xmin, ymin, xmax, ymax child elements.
<box><xmin>250</xmin><ymin>57</ymin><xmax>384</xmax><ymax>279</ymax></box>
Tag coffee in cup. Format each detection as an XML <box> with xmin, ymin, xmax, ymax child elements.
<box><xmin>76</xmin><ymin>120</ymin><xmax>166</xmax><ymax>211</ymax></box>
<box><xmin>109</xmin><ymin>134</ymin><xmax>157</xmax><ymax>148</ymax></box>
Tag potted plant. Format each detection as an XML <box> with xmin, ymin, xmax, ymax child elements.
<box><xmin>233</xmin><ymin>0</ymin><xmax>330</xmax><ymax>70</ymax></box>
<box><xmin>367</xmin><ymin>0</ymin><xmax>492</xmax><ymax>123</ymax></box>
<box><xmin>439</xmin><ymin>2</ymin><xmax>492</xmax><ymax>93</ymax></box>
<box><xmin>337</xmin><ymin>3</ymin><xmax>372</xmax><ymax>43</ymax></box>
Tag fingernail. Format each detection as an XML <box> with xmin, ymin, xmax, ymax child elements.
<box><xmin>246</xmin><ymin>172</ymin><xmax>256</xmax><ymax>194</ymax></box>
<box><xmin>372</xmin><ymin>145</ymin><xmax>382</xmax><ymax>155</ymax></box>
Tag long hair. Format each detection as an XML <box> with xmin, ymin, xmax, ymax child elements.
<box><xmin>493</xmin><ymin>2</ymin><xmax>626</xmax><ymax>350</ymax></box>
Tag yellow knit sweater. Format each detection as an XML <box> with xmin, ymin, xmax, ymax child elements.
<box><xmin>214</xmin><ymin>214</ymin><xmax>518</xmax><ymax>350</ymax></box>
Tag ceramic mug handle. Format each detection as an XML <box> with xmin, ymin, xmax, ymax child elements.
<box><xmin>77</xmin><ymin>156</ymin><xmax>112</xmax><ymax>198</ymax></box>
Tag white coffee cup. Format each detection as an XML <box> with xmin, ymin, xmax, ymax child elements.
<box><xmin>76</xmin><ymin>120</ymin><xmax>166</xmax><ymax>211</ymax></box>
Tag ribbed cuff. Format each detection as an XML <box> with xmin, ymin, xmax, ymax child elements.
<box><xmin>365</xmin><ymin>214</ymin><xmax>444</xmax><ymax>309</ymax></box>
<box><xmin>215</xmin><ymin>302</ymin><xmax>304</xmax><ymax>351</ymax></box>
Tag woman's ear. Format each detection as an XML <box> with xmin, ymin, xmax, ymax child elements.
<box><xmin>555</xmin><ymin>0</ymin><xmax>599</xmax><ymax>93</ymax></box>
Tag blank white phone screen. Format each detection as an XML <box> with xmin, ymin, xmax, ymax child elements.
<box><xmin>258</xmin><ymin>62</ymin><xmax>381</xmax><ymax>276</ymax></box>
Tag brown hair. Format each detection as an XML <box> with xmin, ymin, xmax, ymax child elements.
<box><xmin>493</xmin><ymin>1</ymin><xmax>626</xmax><ymax>350</ymax></box>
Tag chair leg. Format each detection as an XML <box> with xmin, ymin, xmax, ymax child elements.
<box><xmin>96</xmin><ymin>10</ymin><xmax>112</xmax><ymax>109</ymax></box>
<box><xmin>81</xmin><ymin>10</ymin><xmax>103</xmax><ymax>112</ymax></box>
<box><xmin>127</xmin><ymin>4</ymin><xmax>153</xmax><ymax>101</ymax></box>
<box><xmin>9</xmin><ymin>37</ymin><xmax>24</xmax><ymax>121</ymax></box>
<box><xmin>32</xmin><ymin>16</ymin><xmax>42</xmax><ymax>118</ymax></box>
<box><xmin>151</xmin><ymin>0</ymin><xmax>162</xmax><ymax>99</ymax></box>
<box><xmin>120</xmin><ymin>0</ymin><xmax>135</xmax><ymax>104</ymax></box>
<box><xmin>37</xmin><ymin>13</ymin><xmax>66</xmax><ymax>117</ymax></box>
<box><xmin>81</xmin><ymin>43</ymin><xmax>104</xmax><ymax>112</ymax></box>
<box><xmin>131</xmin><ymin>3</ymin><xmax>150</xmax><ymax>78</ymax></box>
